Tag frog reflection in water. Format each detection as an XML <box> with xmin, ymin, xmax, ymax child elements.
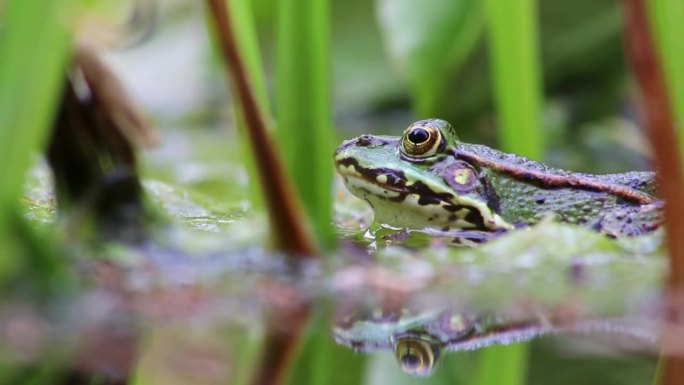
<box><xmin>335</xmin><ymin>309</ymin><xmax>475</xmax><ymax>377</ymax></box>
<box><xmin>334</xmin><ymin>119</ymin><xmax>662</xmax><ymax>242</ymax></box>
<box><xmin>333</xmin><ymin>308</ymin><xmax>654</xmax><ymax>377</ymax></box>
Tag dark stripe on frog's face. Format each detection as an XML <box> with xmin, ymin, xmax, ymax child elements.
<box><xmin>443</xmin><ymin>204</ymin><xmax>487</xmax><ymax>229</ymax></box>
<box><xmin>337</xmin><ymin>157</ymin><xmax>456</xmax><ymax>205</ymax></box>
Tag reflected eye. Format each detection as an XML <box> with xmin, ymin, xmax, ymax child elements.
<box><xmin>401</xmin><ymin>122</ymin><xmax>444</xmax><ymax>158</ymax></box>
<box><xmin>394</xmin><ymin>336</ymin><xmax>440</xmax><ymax>377</ymax></box>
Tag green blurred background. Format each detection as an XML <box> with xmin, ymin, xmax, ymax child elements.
<box><xmin>1</xmin><ymin>0</ymin><xmax>682</xmax><ymax>384</ymax></box>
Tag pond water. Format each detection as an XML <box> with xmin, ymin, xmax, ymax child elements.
<box><xmin>5</xmin><ymin>126</ymin><xmax>669</xmax><ymax>385</ymax></box>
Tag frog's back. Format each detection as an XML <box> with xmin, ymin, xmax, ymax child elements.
<box><xmin>455</xmin><ymin>143</ymin><xmax>657</xmax><ymax>196</ymax></box>
<box><xmin>454</xmin><ymin>142</ymin><xmax>660</xmax><ymax>235</ymax></box>
<box><xmin>593</xmin><ymin>171</ymin><xmax>657</xmax><ymax>196</ymax></box>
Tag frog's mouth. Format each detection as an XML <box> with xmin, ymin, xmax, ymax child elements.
<box><xmin>335</xmin><ymin>157</ymin><xmax>457</xmax><ymax>206</ymax></box>
<box><xmin>337</xmin><ymin>158</ymin><xmax>407</xmax><ymax>195</ymax></box>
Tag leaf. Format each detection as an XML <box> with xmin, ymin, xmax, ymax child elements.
<box><xmin>483</xmin><ymin>0</ymin><xmax>544</xmax><ymax>159</ymax></box>
<box><xmin>376</xmin><ymin>0</ymin><xmax>483</xmax><ymax>116</ymax></box>
<box><xmin>275</xmin><ymin>0</ymin><xmax>336</xmax><ymax>249</ymax></box>
<box><xmin>648</xmin><ymin>0</ymin><xmax>684</xmax><ymax>164</ymax></box>
<box><xmin>0</xmin><ymin>0</ymin><xmax>74</xmax><ymax>285</ymax></box>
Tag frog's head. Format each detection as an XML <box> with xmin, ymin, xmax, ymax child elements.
<box><xmin>333</xmin><ymin>306</ymin><xmax>475</xmax><ymax>377</ymax></box>
<box><xmin>334</xmin><ymin>119</ymin><xmax>511</xmax><ymax>231</ymax></box>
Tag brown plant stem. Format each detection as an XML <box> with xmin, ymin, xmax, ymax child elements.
<box><xmin>205</xmin><ymin>0</ymin><xmax>316</xmax><ymax>258</ymax></box>
<box><xmin>205</xmin><ymin>3</ymin><xmax>315</xmax><ymax>384</ymax></box>
<box><xmin>622</xmin><ymin>1</ymin><xmax>684</xmax><ymax>383</ymax></box>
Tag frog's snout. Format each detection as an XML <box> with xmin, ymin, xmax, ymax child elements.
<box><xmin>334</xmin><ymin>137</ymin><xmax>358</xmax><ymax>157</ymax></box>
<box><xmin>334</xmin><ymin>136</ymin><xmax>367</xmax><ymax>165</ymax></box>
<box><xmin>334</xmin><ymin>134</ymin><xmax>395</xmax><ymax>160</ymax></box>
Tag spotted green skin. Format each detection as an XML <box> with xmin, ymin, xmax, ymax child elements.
<box><xmin>334</xmin><ymin>119</ymin><xmax>662</xmax><ymax>238</ymax></box>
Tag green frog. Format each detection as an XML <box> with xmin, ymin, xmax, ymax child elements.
<box><xmin>334</xmin><ymin>305</ymin><xmax>654</xmax><ymax>377</ymax></box>
<box><xmin>334</xmin><ymin>119</ymin><xmax>662</xmax><ymax>241</ymax></box>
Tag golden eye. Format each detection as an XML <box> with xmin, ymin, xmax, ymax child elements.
<box><xmin>401</xmin><ymin>121</ymin><xmax>444</xmax><ymax>158</ymax></box>
<box><xmin>394</xmin><ymin>337</ymin><xmax>439</xmax><ymax>377</ymax></box>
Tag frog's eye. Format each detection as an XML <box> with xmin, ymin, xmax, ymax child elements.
<box><xmin>394</xmin><ymin>336</ymin><xmax>440</xmax><ymax>377</ymax></box>
<box><xmin>401</xmin><ymin>122</ymin><xmax>444</xmax><ymax>158</ymax></box>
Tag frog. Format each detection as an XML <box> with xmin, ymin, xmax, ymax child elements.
<box><xmin>334</xmin><ymin>307</ymin><xmax>475</xmax><ymax>377</ymax></box>
<box><xmin>333</xmin><ymin>305</ymin><xmax>655</xmax><ymax>377</ymax></box>
<box><xmin>334</xmin><ymin>119</ymin><xmax>662</xmax><ymax>241</ymax></box>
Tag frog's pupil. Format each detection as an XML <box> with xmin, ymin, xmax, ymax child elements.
<box><xmin>408</xmin><ymin>128</ymin><xmax>430</xmax><ymax>144</ymax></box>
<box><xmin>401</xmin><ymin>353</ymin><xmax>421</xmax><ymax>369</ymax></box>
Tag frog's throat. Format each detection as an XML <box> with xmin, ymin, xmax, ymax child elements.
<box><xmin>336</xmin><ymin>157</ymin><xmax>513</xmax><ymax>231</ymax></box>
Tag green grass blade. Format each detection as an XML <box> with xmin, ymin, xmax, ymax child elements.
<box><xmin>484</xmin><ymin>0</ymin><xmax>544</xmax><ymax>160</ymax></box>
<box><xmin>227</xmin><ymin>328</ymin><xmax>265</xmax><ymax>385</ymax></box>
<box><xmin>228</xmin><ymin>0</ymin><xmax>270</xmax><ymax>211</ymax></box>
<box><xmin>285</xmin><ymin>304</ymin><xmax>366</xmax><ymax>385</ymax></box>
<box><xmin>230</xmin><ymin>0</ymin><xmax>270</xmax><ymax>117</ymax></box>
<box><xmin>376</xmin><ymin>0</ymin><xmax>483</xmax><ymax>117</ymax></box>
<box><xmin>472</xmin><ymin>343</ymin><xmax>529</xmax><ymax>385</ymax></box>
<box><xmin>0</xmin><ymin>0</ymin><xmax>73</xmax><ymax>212</ymax></box>
<box><xmin>275</xmin><ymin>0</ymin><xmax>335</xmax><ymax>248</ymax></box>
<box><xmin>648</xmin><ymin>0</ymin><xmax>684</xmax><ymax>156</ymax></box>
<box><xmin>652</xmin><ymin>355</ymin><xmax>664</xmax><ymax>385</ymax></box>
<box><xmin>0</xmin><ymin>0</ymin><xmax>73</xmax><ymax>280</ymax></box>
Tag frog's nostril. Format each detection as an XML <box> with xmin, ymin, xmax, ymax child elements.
<box><xmin>357</xmin><ymin>135</ymin><xmax>372</xmax><ymax>147</ymax></box>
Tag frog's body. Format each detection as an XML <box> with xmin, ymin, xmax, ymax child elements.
<box><xmin>334</xmin><ymin>119</ymin><xmax>662</xmax><ymax>239</ymax></box>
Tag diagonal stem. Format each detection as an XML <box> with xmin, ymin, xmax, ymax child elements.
<box><xmin>205</xmin><ymin>0</ymin><xmax>317</xmax><ymax>258</ymax></box>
